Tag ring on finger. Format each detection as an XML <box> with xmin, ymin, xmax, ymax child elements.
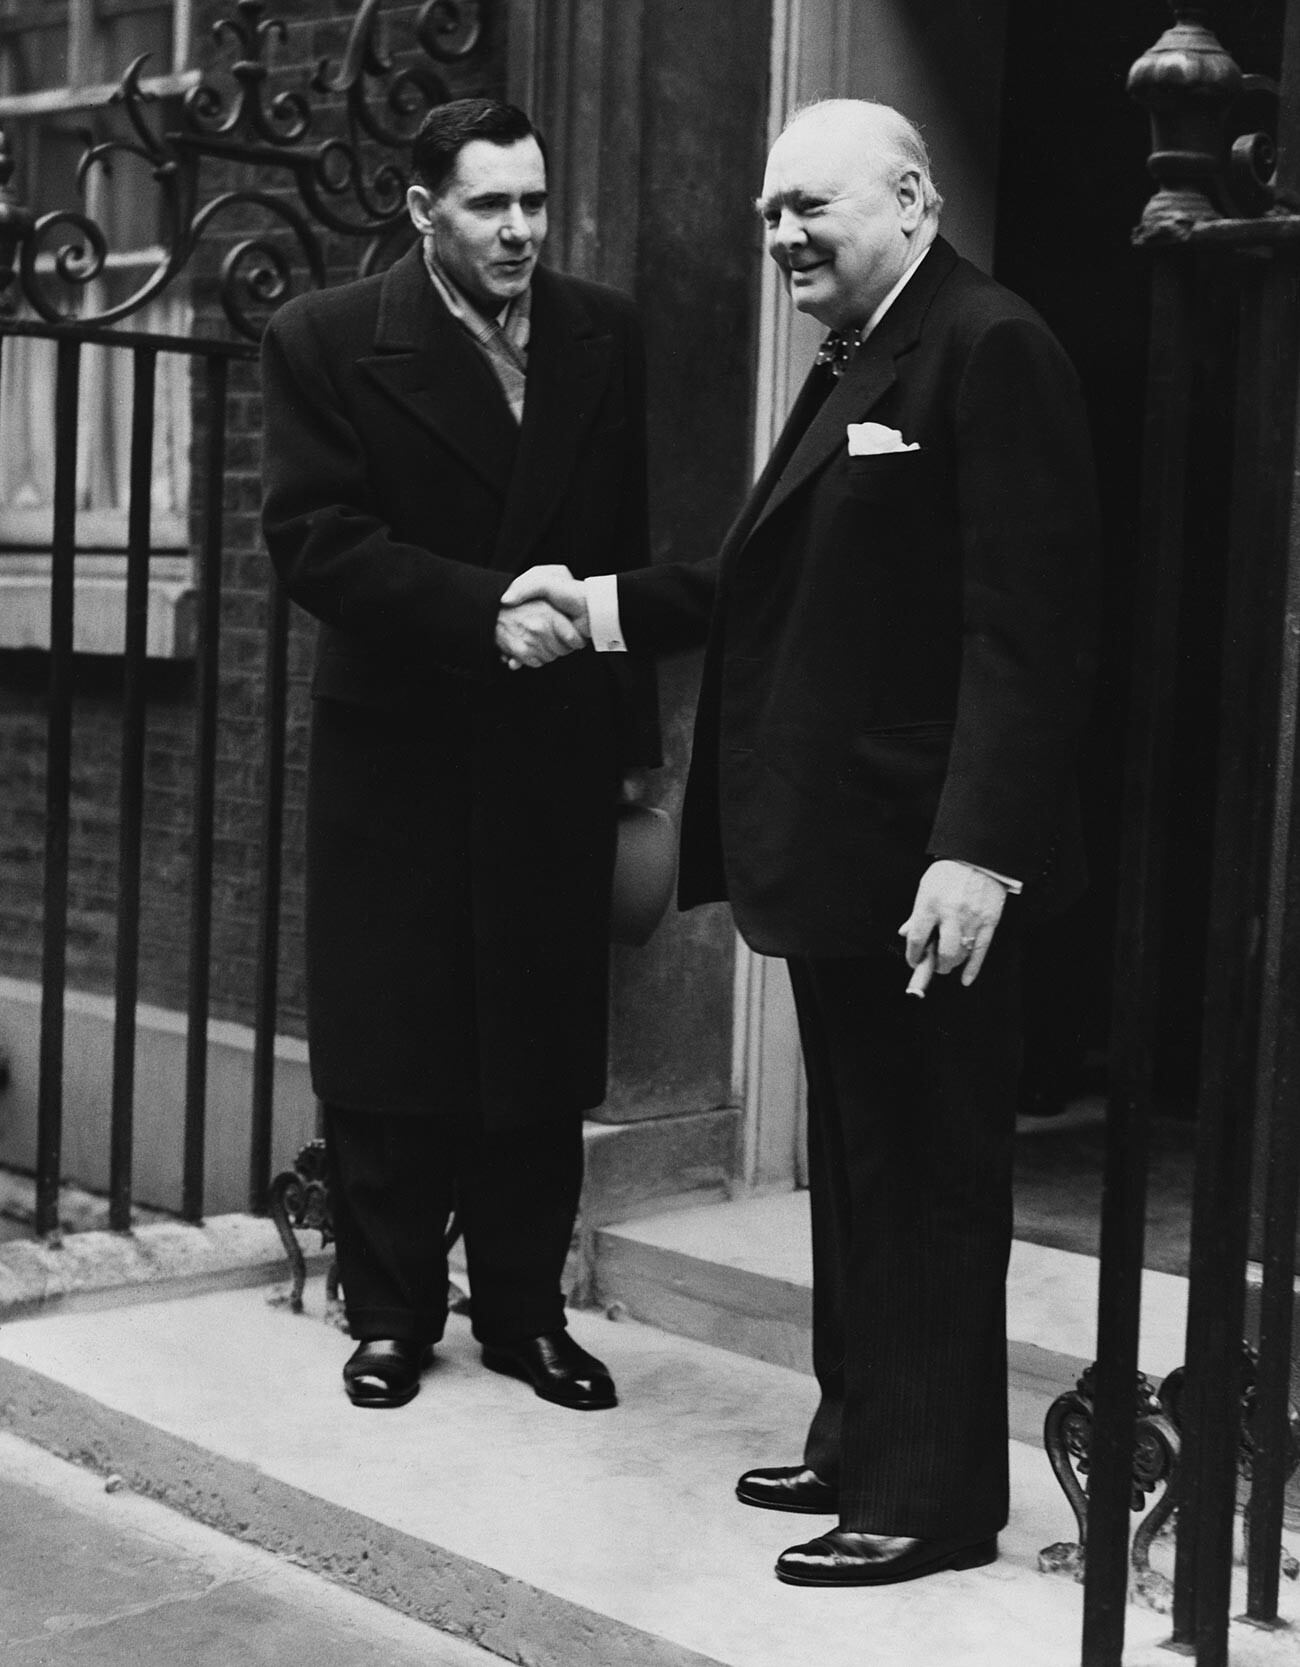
<box><xmin>959</xmin><ymin>935</ymin><xmax>976</xmax><ymax>949</ymax></box>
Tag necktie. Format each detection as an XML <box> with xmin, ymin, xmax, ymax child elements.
<box><xmin>814</xmin><ymin>328</ymin><xmax>863</xmax><ymax>378</ymax></box>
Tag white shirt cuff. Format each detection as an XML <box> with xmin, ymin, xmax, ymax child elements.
<box><xmin>582</xmin><ymin>574</ymin><xmax>627</xmax><ymax>652</ymax></box>
<box><xmin>968</xmin><ymin>863</ymin><xmax>1022</xmax><ymax>895</ymax></box>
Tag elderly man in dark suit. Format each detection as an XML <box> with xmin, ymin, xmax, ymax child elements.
<box><xmin>260</xmin><ymin>99</ymin><xmax>657</xmax><ymax>1413</ymax></box>
<box><xmin>505</xmin><ymin>98</ymin><xmax>1099</xmax><ymax>1584</ymax></box>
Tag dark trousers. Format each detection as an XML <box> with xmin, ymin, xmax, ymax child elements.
<box><xmin>789</xmin><ymin>925</ymin><xmax>1023</xmax><ymax>1539</ymax></box>
<box><xmin>323</xmin><ymin>1106</ymin><xmax>585</xmax><ymax>1347</ymax></box>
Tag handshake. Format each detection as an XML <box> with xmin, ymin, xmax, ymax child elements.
<box><xmin>495</xmin><ymin>565</ymin><xmax>591</xmax><ymax>671</ymax></box>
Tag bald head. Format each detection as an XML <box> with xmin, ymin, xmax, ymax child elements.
<box><xmin>780</xmin><ymin>101</ymin><xmax>943</xmax><ymax>217</ymax></box>
<box><xmin>759</xmin><ymin>99</ymin><xmax>941</xmax><ymax>330</ymax></box>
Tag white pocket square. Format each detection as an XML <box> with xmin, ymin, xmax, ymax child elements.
<box><xmin>846</xmin><ymin>421</ymin><xmax>920</xmax><ymax>456</ymax></box>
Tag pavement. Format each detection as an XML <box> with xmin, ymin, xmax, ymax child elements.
<box><xmin>0</xmin><ymin>1178</ymin><xmax>1297</xmax><ymax>1666</ymax></box>
<box><xmin>0</xmin><ymin>1429</ymin><xmax>499</xmax><ymax>1666</ymax></box>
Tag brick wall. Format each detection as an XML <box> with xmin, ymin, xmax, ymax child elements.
<box><xmin>0</xmin><ymin>0</ymin><xmax>505</xmax><ymax>1036</ymax></box>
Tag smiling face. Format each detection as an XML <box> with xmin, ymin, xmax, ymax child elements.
<box><xmin>406</xmin><ymin>135</ymin><xmax>548</xmax><ymax>315</ymax></box>
<box><xmin>758</xmin><ymin>110</ymin><xmax>927</xmax><ymax>332</ymax></box>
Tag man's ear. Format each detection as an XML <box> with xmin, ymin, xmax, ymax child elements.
<box><xmin>406</xmin><ymin>184</ymin><xmax>437</xmax><ymax>235</ymax></box>
<box><xmin>896</xmin><ymin>169</ymin><xmax>925</xmax><ymax>231</ymax></box>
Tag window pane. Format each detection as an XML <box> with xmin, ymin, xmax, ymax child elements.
<box><xmin>0</xmin><ymin>299</ymin><xmax>192</xmax><ymax>550</ymax></box>
<box><xmin>0</xmin><ymin>2</ymin><xmax>175</xmax><ymax>94</ymax></box>
<box><xmin>100</xmin><ymin>5</ymin><xmax>174</xmax><ymax>88</ymax></box>
<box><xmin>2</xmin><ymin>17</ymin><xmax>72</xmax><ymax>93</ymax></box>
<box><xmin>0</xmin><ymin>3</ymin><xmax>192</xmax><ymax>557</ymax></box>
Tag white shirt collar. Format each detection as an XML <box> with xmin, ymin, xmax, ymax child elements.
<box><xmin>862</xmin><ymin>244</ymin><xmax>931</xmax><ymax>341</ymax></box>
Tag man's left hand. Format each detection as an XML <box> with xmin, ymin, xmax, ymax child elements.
<box><xmin>900</xmin><ymin>860</ymin><xmax>1006</xmax><ymax>987</ymax></box>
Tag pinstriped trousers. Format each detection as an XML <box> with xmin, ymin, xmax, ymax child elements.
<box><xmin>789</xmin><ymin>922</ymin><xmax>1024</xmax><ymax>1539</ymax></box>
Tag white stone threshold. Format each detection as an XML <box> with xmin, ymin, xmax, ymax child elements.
<box><xmin>592</xmin><ymin>1190</ymin><xmax>1191</xmax><ymax>1433</ymax></box>
<box><xmin>0</xmin><ymin>1279</ymin><xmax>1295</xmax><ymax>1667</ymax></box>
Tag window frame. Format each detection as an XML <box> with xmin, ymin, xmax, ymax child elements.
<box><xmin>0</xmin><ymin>0</ymin><xmax>200</xmax><ymax>658</ymax></box>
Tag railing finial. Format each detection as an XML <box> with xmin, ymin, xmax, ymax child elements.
<box><xmin>1128</xmin><ymin>9</ymin><xmax>1243</xmax><ymax>242</ymax></box>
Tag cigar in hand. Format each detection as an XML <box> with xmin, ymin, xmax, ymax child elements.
<box><xmin>905</xmin><ymin>943</ymin><xmax>937</xmax><ymax>999</ymax></box>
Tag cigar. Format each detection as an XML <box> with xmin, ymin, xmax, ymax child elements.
<box><xmin>905</xmin><ymin>944</ymin><xmax>936</xmax><ymax>999</ymax></box>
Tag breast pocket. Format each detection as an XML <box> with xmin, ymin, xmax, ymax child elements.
<box><xmin>844</xmin><ymin>446</ymin><xmax>929</xmax><ymax>504</ymax></box>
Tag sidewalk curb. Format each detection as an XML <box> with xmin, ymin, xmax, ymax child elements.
<box><xmin>0</xmin><ymin>1214</ymin><xmax>329</xmax><ymax>1320</ymax></box>
<box><xmin>0</xmin><ymin>1353</ymin><xmax>722</xmax><ymax>1667</ymax></box>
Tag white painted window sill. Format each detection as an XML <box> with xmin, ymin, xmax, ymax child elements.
<box><xmin>0</xmin><ymin>568</ymin><xmax>195</xmax><ymax>658</ymax></box>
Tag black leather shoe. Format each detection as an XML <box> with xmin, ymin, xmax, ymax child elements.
<box><xmin>736</xmin><ymin>1466</ymin><xmax>839</xmax><ymax>1514</ymax></box>
<box><xmin>775</xmin><ymin>1529</ymin><xmax>998</xmax><ymax>1586</ymax></box>
<box><xmin>480</xmin><ymin>1330</ymin><xmax>617</xmax><ymax>1410</ymax></box>
<box><xmin>342</xmin><ymin>1338</ymin><xmax>432</xmax><ymax>1409</ymax></box>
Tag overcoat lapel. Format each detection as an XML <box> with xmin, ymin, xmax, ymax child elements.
<box><xmin>356</xmin><ymin>244</ymin><xmax>518</xmax><ymax>499</ymax></box>
<box><xmin>743</xmin><ymin>237</ymin><xmax>960</xmax><ymax>546</ymax></box>
<box><xmin>492</xmin><ymin>267</ymin><xmax>612</xmax><ymax>571</ymax></box>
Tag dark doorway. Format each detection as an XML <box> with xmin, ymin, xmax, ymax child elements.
<box><xmin>992</xmin><ymin>0</ymin><xmax>1285</xmax><ymax>1119</ymax></box>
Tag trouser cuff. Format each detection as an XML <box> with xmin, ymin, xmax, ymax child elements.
<box><xmin>347</xmin><ymin>1305</ymin><xmax>446</xmax><ymax>1346</ymax></box>
<box><xmin>471</xmin><ymin>1307</ymin><xmax>568</xmax><ymax>1347</ymax></box>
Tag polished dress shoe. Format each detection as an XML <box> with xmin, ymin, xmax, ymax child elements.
<box><xmin>775</xmin><ymin>1529</ymin><xmax>998</xmax><ymax>1587</ymax></box>
<box><xmin>736</xmin><ymin>1465</ymin><xmax>839</xmax><ymax>1514</ymax></box>
<box><xmin>342</xmin><ymin>1338</ymin><xmax>432</xmax><ymax>1409</ymax></box>
<box><xmin>480</xmin><ymin>1329</ymin><xmax>617</xmax><ymax>1410</ymax></box>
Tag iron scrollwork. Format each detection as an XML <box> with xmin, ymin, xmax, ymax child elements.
<box><xmin>1041</xmin><ymin>1344</ymin><xmax>1300</xmax><ymax>1611</ymax></box>
<box><xmin>267</xmin><ymin>1137</ymin><xmax>344</xmax><ymax>1324</ymax></box>
<box><xmin>416</xmin><ymin>2</ymin><xmax>485</xmax><ymax>63</ymax></box>
<box><xmin>268</xmin><ymin>1136</ymin><xmax>470</xmax><ymax>1325</ymax></box>
<box><xmin>1040</xmin><ymin>1365</ymin><xmax>1182</xmax><ymax>1608</ymax></box>
<box><xmin>0</xmin><ymin>0</ymin><xmax>486</xmax><ymax>337</ymax></box>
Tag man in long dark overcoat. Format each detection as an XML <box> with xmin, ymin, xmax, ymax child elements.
<box><xmin>506</xmin><ymin>98</ymin><xmax>1099</xmax><ymax>1583</ymax></box>
<box><xmin>259</xmin><ymin>99</ymin><xmax>657</xmax><ymax>1411</ymax></box>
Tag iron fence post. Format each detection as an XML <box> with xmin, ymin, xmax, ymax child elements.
<box><xmin>1082</xmin><ymin>252</ymin><xmax>1195</xmax><ymax>1667</ymax></box>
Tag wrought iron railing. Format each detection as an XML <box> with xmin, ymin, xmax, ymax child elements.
<box><xmin>0</xmin><ymin>0</ymin><xmax>483</xmax><ymax>331</ymax></box>
<box><xmin>0</xmin><ymin>0</ymin><xmax>485</xmax><ymax>1236</ymax></box>
<box><xmin>1040</xmin><ymin>7</ymin><xmax>1300</xmax><ymax>1664</ymax></box>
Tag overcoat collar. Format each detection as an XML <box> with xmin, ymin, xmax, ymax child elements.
<box><xmin>359</xmin><ymin>243</ymin><xmax>519</xmax><ymax>497</ymax></box>
<box><xmin>744</xmin><ymin>236</ymin><xmax>960</xmax><ymax>546</ymax></box>
<box><xmin>357</xmin><ymin>248</ymin><xmax>613</xmax><ymax>568</ymax></box>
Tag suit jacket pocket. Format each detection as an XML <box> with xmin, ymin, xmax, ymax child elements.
<box><xmin>838</xmin><ymin>720</ymin><xmax>953</xmax><ymax>835</ymax></box>
<box><xmin>844</xmin><ymin>447</ymin><xmax>929</xmax><ymax>503</ymax></box>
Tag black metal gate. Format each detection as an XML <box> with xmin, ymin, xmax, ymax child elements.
<box><xmin>0</xmin><ymin>0</ymin><xmax>488</xmax><ymax>1235</ymax></box>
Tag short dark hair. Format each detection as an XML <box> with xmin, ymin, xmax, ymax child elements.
<box><xmin>410</xmin><ymin>99</ymin><xmax>547</xmax><ymax>197</ymax></box>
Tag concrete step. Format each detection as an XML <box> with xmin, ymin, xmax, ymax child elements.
<box><xmin>2</xmin><ymin>1276</ymin><xmax>1293</xmax><ymax>1667</ymax></box>
<box><xmin>591</xmin><ymin>1191</ymin><xmax>1192</xmax><ymax>1450</ymax></box>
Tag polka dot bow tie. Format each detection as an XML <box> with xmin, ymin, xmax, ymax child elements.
<box><xmin>815</xmin><ymin>328</ymin><xmax>864</xmax><ymax>378</ymax></box>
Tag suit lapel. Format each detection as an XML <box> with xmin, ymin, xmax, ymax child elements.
<box><xmin>716</xmin><ymin>362</ymin><xmax>835</xmax><ymax>568</ymax></box>
<box><xmin>743</xmin><ymin>237</ymin><xmax>961</xmax><ymax>545</ymax></box>
<box><xmin>492</xmin><ymin>268</ymin><xmax>611</xmax><ymax>570</ymax></box>
<box><xmin>355</xmin><ymin>244</ymin><xmax>518</xmax><ymax>499</ymax></box>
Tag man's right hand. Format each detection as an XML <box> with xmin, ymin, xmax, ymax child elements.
<box><xmin>495</xmin><ymin>598</ymin><xmax>587</xmax><ymax>670</ymax></box>
<box><xmin>501</xmin><ymin>565</ymin><xmax>590</xmax><ymax>638</ymax></box>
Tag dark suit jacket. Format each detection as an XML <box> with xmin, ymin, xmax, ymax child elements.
<box><xmin>619</xmin><ymin>238</ymin><xmax>1099</xmax><ymax>957</ymax></box>
<box><xmin>260</xmin><ymin>247</ymin><xmax>658</xmax><ymax>1125</ymax></box>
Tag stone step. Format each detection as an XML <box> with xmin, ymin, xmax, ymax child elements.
<box><xmin>4</xmin><ymin>1275</ymin><xmax>1292</xmax><ymax>1667</ymax></box>
<box><xmin>591</xmin><ymin>1191</ymin><xmax>1192</xmax><ymax>1449</ymax></box>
